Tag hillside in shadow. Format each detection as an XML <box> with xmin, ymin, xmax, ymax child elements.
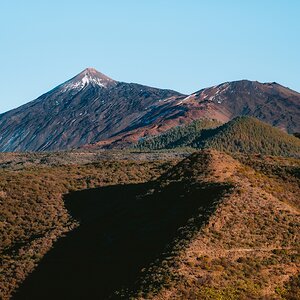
<box><xmin>13</xmin><ymin>178</ymin><xmax>230</xmax><ymax>299</ymax></box>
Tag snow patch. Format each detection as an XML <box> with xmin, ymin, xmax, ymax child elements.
<box><xmin>182</xmin><ymin>94</ymin><xmax>195</xmax><ymax>102</ymax></box>
<box><xmin>62</xmin><ymin>73</ymin><xmax>108</xmax><ymax>92</ymax></box>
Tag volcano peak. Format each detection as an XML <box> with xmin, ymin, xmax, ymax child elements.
<box><xmin>63</xmin><ymin>67</ymin><xmax>116</xmax><ymax>91</ymax></box>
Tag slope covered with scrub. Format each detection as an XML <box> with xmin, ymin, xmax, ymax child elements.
<box><xmin>135</xmin><ymin>119</ymin><xmax>221</xmax><ymax>150</ymax></box>
<box><xmin>1</xmin><ymin>150</ymin><xmax>299</xmax><ymax>299</ymax></box>
<box><xmin>0</xmin><ymin>156</ymin><xmax>177</xmax><ymax>300</ymax></box>
<box><xmin>196</xmin><ymin>116</ymin><xmax>300</xmax><ymax>157</ymax></box>
<box><xmin>136</xmin><ymin>117</ymin><xmax>300</xmax><ymax>157</ymax></box>
<box><xmin>128</xmin><ymin>150</ymin><xmax>300</xmax><ymax>299</ymax></box>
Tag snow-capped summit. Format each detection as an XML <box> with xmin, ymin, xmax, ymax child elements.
<box><xmin>62</xmin><ymin>67</ymin><xmax>117</xmax><ymax>91</ymax></box>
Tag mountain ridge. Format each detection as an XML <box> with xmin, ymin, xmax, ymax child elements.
<box><xmin>0</xmin><ymin>68</ymin><xmax>299</xmax><ymax>152</ymax></box>
<box><xmin>0</xmin><ymin>68</ymin><xmax>183</xmax><ymax>151</ymax></box>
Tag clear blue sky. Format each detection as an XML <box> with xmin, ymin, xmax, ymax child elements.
<box><xmin>1</xmin><ymin>0</ymin><xmax>299</xmax><ymax>113</ymax></box>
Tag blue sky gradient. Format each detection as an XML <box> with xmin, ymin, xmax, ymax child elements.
<box><xmin>1</xmin><ymin>0</ymin><xmax>299</xmax><ymax>113</ymax></box>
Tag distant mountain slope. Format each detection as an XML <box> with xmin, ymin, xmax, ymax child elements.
<box><xmin>137</xmin><ymin>117</ymin><xmax>300</xmax><ymax>157</ymax></box>
<box><xmin>190</xmin><ymin>80</ymin><xmax>300</xmax><ymax>133</ymax></box>
<box><xmin>88</xmin><ymin>80</ymin><xmax>300</xmax><ymax>148</ymax></box>
<box><xmin>0</xmin><ymin>68</ymin><xmax>183</xmax><ymax>152</ymax></box>
<box><xmin>1</xmin><ymin>69</ymin><xmax>300</xmax><ymax>152</ymax></box>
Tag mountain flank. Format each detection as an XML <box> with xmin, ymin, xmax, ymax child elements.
<box><xmin>190</xmin><ymin>80</ymin><xmax>300</xmax><ymax>133</ymax></box>
<box><xmin>142</xmin><ymin>150</ymin><xmax>300</xmax><ymax>299</ymax></box>
<box><xmin>0</xmin><ymin>68</ymin><xmax>183</xmax><ymax>151</ymax></box>
<box><xmin>91</xmin><ymin>80</ymin><xmax>300</xmax><ymax>148</ymax></box>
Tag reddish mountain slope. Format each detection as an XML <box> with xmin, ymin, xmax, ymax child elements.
<box><xmin>191</xmin><ymin>80</ymin><xmax>300</xmax><ymax>132</ymax></box>
<box><xmin>90</xmin><ymin>80</ymin><xmax>300</xmax><ymax>148</ymax></box>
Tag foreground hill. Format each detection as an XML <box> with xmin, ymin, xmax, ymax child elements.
<box><xmin>0</xmin><ymin>68</ymin><xmax>299</xmax><ymax>151</ymax></box>
<box><xmin>0</xmin><ymin>154</ymin><xmax>178</xmax><ymax>299</ymax></box>
<box><xmin>137</xmin><ymin>150</ymin><xmax>300</xmax><ymax>299</ymax></box>
<box><xmin>137</xmin><ymin>117</ymin><xmax>300</xmax><ymax>157</ymax></box>
<box><xmin>0</xmin><ymin>149</ymin><xmax>299</xmax><ymax>299</ymax></box>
